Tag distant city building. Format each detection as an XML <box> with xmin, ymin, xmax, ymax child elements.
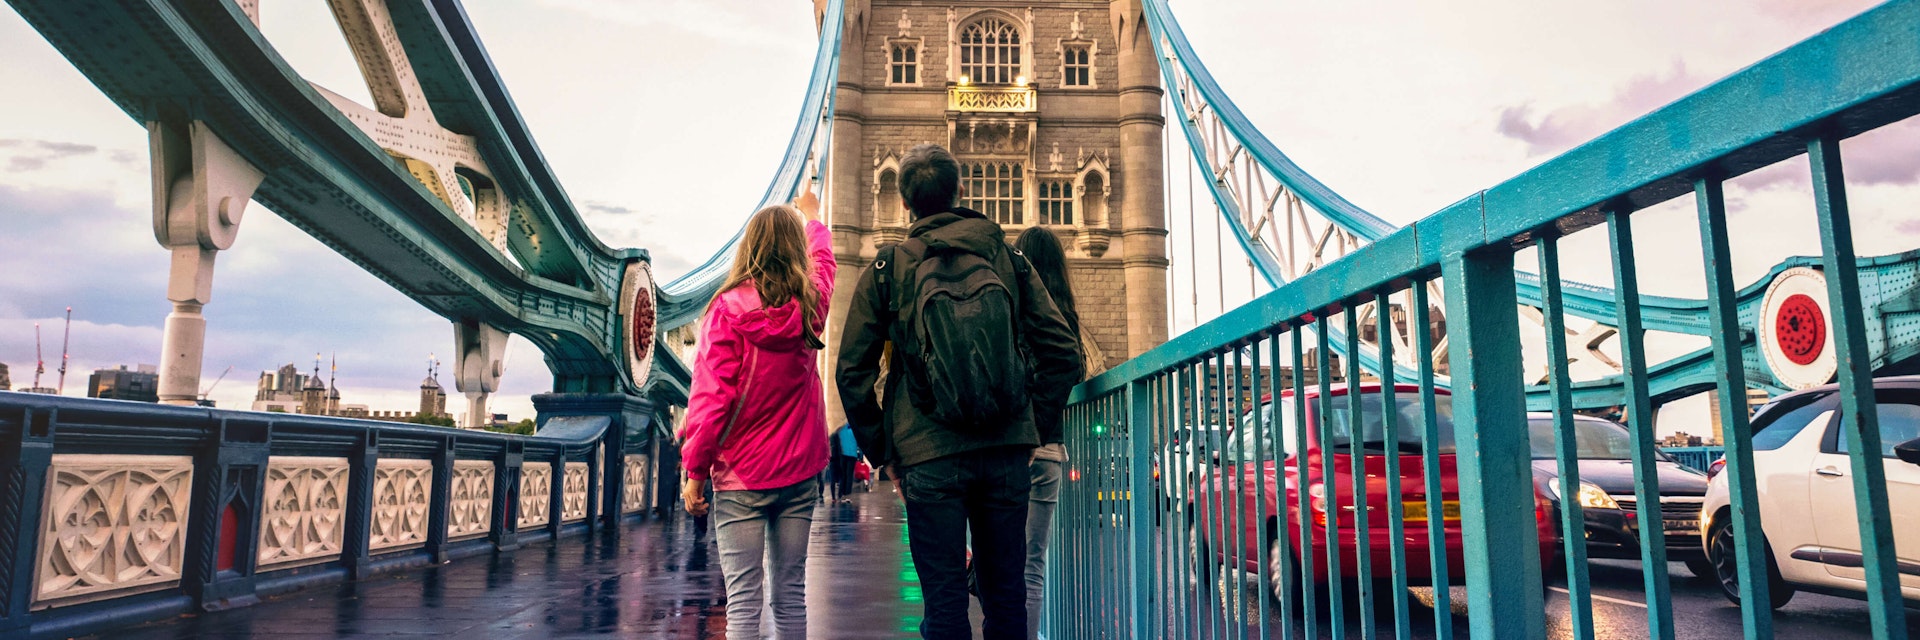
<box><xmin>252</xmin><ymin>363</ymin><xmax>314</xmax><ymax>412</ymax></box>
<box><xmin>419</xmin><ymin>364</ymin><xmax>448</xmax><ymax>418</ymax></box>
<box><xmin>249</xmin><ymin>356</ymin><xmax>453</xmax><ymax>424</ymax></box>
<box><xmin>88</xmin><ymin>364</ymin><xmax>159</xmax><ymax>402</ymax></box>
<box><xmin>0</xmin><ymin>362</ymin><xmax>10</xmax><ymax>391</ymax></box>
<box><xmin>1662</xmin><ymin>432</ymin><xmax>1706</xmax><ymax>448</ymax></box>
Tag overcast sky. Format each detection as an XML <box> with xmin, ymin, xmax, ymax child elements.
<box><xmin>1</xmin><ymin>0</ymin><xmax>1913</xmax><ymax>426</ymax></box>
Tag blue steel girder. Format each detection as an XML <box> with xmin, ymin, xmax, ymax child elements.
<box><xmin>1139</xmin><ymin>0</ymin><xmax>1920</xmax><ymax>411</ymax></box>
<box><xmin>1079</xmin><ymin>0</ymin><xmax>1920</xmax><ymax>406</ymax></box>
<box><xmin>6</xmin><ymin>0</ymin><xmax>642</xmax><ymax>389</ymax></box>
<box><xmin>1524</xmin><ymin>251</ymin><xmax>1920</xmax><ymax>410</ymax></box>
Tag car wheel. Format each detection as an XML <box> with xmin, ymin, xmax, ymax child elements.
<box><xmin>1708</xmin><ymin>518</ymin><xmax>1794</xmax><ymax>609</ymax></box>
<box><xmin>1683</xmin><ymin>556</ymin><xmax>1716</xmax><ymax>581</ymax></box>
<box><xmin>1265</xmin><ymin>534</ymin><xmax>1294</xmax><ymax>608</ymax></box>
<box><xmin>1187</xmin><ymin>509</ymin><xmax>1214</xmax><ymax>587</ymax></box>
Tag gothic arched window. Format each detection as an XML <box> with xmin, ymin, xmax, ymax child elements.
<box><xmin>959</xmin><ymin>17</ymin><xmax>1022</xmax><ymax>85</ymax></box>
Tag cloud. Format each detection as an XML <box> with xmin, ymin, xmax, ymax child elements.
<box><xmin>1497</xmin><ymin>61</ymin><xmax>1706</xmax><ymax>157</ymax></box>
<box><xmin>1725</xmin><ymin>115</ymin><xmax>1920</xmax><ymax>191</ymax></box>
<box><xmin>0</xmin><ymin>137</ymin><xmax>104</xmax><ymax>173</ymax></box>
<box><xmin>0</xmin><ymin>181</ymin><xmax>553</xmax><ymax>414</ymax></box>
<box><xmin>582</xmin><ymin>201</ymin><xmax>640</xmax><ymax>216</ymax></box>
<box><xmin>1498</xmin><ymin>59</ymin><xmax>1920</xmax><ymax>191</ymax></box>
<box><xmin>1898</xmin><ymin>219</ymin><xmax>1920</xmax><ymax>236</ymax></box>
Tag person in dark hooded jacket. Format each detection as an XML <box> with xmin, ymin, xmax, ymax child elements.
<box><xmin>836</xmin><ymin>143</ymin><xmax>1084</xmax><ymax>640</ymax></box>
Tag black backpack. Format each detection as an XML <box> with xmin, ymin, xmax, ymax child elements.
<box><xmin>875</xmin><ymin>238</ymin><xmax>1032</xmax><ymax>430</ymax></box>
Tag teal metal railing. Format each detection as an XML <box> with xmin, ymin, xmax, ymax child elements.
<box><xmin>1048</xmin><ymin>1</ymin><xmax>1920</xmax><ymax>638</ymax></box>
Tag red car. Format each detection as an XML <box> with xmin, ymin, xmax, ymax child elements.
<box><xmin>1185</xmin><ymin>383</ymin><xmax>1558</xmax><ymax>603</ymax></box>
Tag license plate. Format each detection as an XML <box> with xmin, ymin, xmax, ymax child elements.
<box><xmin>1403</xmin><ymin>501</ymin><xmax>1461</xmax><ymax>522</ymax></box>
<box><xmin>1665</xmin><ymin>519</ymin><xmax>1699</xmax><ymax>533</ymax></box>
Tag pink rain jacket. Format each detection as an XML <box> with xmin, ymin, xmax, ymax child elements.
<box><xmin>679</xmin><ymin>220</ymin><xmax>835</xmax><ymax>491</ymax></box>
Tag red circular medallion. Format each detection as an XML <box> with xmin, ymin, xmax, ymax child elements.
<box><xmin>631</xmin><ymin>292</ymin><xmax>655</xmax><ymax>363</ymax></box>
<box><xmin>1774</xmin><ymin>294</ymin><xmax>1825</xmax><ymax>366</ymax></box>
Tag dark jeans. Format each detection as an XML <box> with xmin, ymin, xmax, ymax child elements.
<box><xmin>902</xmin><ymin>447</ymin><xmax>1032</xmax><ymax>640</ymax></box>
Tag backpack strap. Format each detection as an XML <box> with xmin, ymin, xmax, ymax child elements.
<box><xmin>873</xmin><ymin>244</ymin><xmax>897</xmax><ymax>326</ymax></box>
<box><xmin>874</xmin><ymin>239</ymin><xmax>930</xmax><ymax>325</ymax></box>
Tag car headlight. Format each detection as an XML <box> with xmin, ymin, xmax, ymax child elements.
<box><xmin>1548</xmin><ymin>480</ymin><xmax>1620</xmax><ymax>510</ymax></box>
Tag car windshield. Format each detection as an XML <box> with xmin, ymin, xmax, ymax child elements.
<box><xmin>1527</xmin><ymin>416</ymin><xmax>1636</xmax><ymax>460</ymax></box>
<box><xmin>1317</xmin><ymin>391</ymin><xmax>1457</xmax><ymax>454</ymax></box>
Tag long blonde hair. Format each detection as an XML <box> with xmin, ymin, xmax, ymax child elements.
<box><xmin>715</xmin><ymin>204</ymin><xmax>824</xmax><ymax>349</ymax></box>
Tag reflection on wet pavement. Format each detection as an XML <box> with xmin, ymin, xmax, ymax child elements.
<box><xmin>95</xmin><ymin>484</ymin><xmax>927</xmax><ymax>639</ymax></box>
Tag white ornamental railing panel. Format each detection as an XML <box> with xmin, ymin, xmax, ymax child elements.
<box><xmin>447</xmin><ymin>460</ymin><xmax>494</xmax><ymax>540</ymax></box>
<box><xmin>257</xmin><ymin>456</ymin><xmax>349</xmax><ymax>570</ymax></box>
<box><xmin>560</xmin><ymin>462</ymin><xmax>589</xmax><ymax>523</ymax></box>
<box><xmin>33</xmin><ymin>454</ymin><xmax>194</xmax><ymax>608</ymax></box>
<box><xmin>622</xmin><ymin>454</ymin><xmax>651</xmax><ymax>514</ymax></box>
<box><xmin>517</xmin><ymin>464</ymin><xmax>551</xmax><ymax>530</ymax></box>
<box><xmin>369</xmin><ymin>459</ymin><xmax>432</xmax><ymax>551</ymax></box>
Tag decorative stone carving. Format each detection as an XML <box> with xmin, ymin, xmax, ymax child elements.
<box><xmin>560</xmin><ymin>462</ymin><xmax>590</xmax><ymax>523</ymax></box>
<box><xmin>898</xmin><ymin>8</ymin><xmax>912</xmax><ymax>36</ymax></box>
<box><xmin>622</xmin><ymin>455</ymin><xmax>651</xmax><ymax>514</ymax></box>
<box><xmin>949</xmin><ymin>86</ymin><xmax>1037</xmax><ymax>113</ymax></box>
<box><xmin>34</xmin><ymin>455</ymin><xmax>193</xmax><ymax>607</ymax></box>
<box><xmin>448</xmin><ymin>460</ymin><xmax>495</xmax><ymax>540</ymax></box>
<box><xmin>518</xmin><ymin>463</ymin><xmax>552</xmax><ymax>530</ymax></box>
<box><xmin>257</xmin><ymin>456</ymin><xmax>349</xmax><ymax>570</ymax></box>
<box><xmin>620</xmin><ymin>260</ymin><xmax>657</xmax><ymax>391</ymax></box>
<box><xmin>369</xmin><ymin>459</ymin><xmax>432</xmax><ymax>551</ymax></box>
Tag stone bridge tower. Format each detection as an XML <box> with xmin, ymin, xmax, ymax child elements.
<box><xmin>817</xmin><ymin>1</ymin><xmax>1170</xmax><ymax>427</ymax></box>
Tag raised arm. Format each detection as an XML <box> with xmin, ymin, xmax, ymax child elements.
<box><xmin>805</xmin><ymin>220</ymin><xmax>836</xmax><ymax>321</ymax></box>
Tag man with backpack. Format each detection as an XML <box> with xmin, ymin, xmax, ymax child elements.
<box><xmin>836</xmin><ymin>143</ymin><xmax>1085</xmax><ymax>640</ymax></box>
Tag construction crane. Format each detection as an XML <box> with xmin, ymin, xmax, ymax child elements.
<box><xmin>32</xmin><ymin>322</ymin><xmax>44</xmax><ymax>390</ymax></box>
<box><xmin>56</xmin><ymin>307</ymin><xmax>71</xmax><ymax>395</ymax></box>
<box><xmin>198</xmin><ymin>365</ymin><xmax>233</xmax><ymax>407</ymax></box>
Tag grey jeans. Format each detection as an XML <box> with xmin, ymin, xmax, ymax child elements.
<box><xmin>1025</xmin><ymin>459</ymin><xmax>1062</xmax><ymax>640</ymax></box>
<box><xmin>714</xmin><ymin>478</ymin><xmax>818</xmax><ymax>640</ymax></box>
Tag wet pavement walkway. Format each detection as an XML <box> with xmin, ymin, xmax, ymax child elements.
<box><xmin>96</xmin><ymin>483</ymin><xmax>929</xmax><ymax>639</ymax></box>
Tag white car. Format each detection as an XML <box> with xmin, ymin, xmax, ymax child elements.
<box><xmin>1700</xmin><ymin>376</ymin><xmax>1920</xmax><ymax>609</ymax></box>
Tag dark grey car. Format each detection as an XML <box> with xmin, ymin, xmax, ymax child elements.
<box><xmin>1529</xmin><ymin>414</ymin><xmax>1715</xmax><ymax>578</ymax></box>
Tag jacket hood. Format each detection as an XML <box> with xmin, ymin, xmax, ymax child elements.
<box><xmin>721</xmin><ymin>284</ymin><xmax>820</xmax><ymax>352</ymax></box>
<box><xmin>907</xmin><ymin>207</ymin><xmax>1006</xmax><ymax>257</ymax></box>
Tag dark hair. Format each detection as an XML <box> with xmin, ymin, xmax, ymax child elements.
<box><xmin>898</xmin><ymin>143</ymin><xmax>960</xmax><ymax>218</ymax></box>
<box><xmin>1015</xmin><ymin>227</ymin><xmax>1079</xmax><ymax>336</ymax></box>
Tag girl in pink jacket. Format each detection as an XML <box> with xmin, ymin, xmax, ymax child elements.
<box><xmin>678</xmin><ymin>186</ymin><xmax>833</xmax><ymax>640</ymax></box>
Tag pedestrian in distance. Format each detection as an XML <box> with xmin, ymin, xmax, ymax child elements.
<box><xmin>831</xmin><ymin>424</ymin><xmax>861</xmax><ymax>503</ymax></box>
<box><xmin>679</xmin><ymin>184</ymin><xmax>834</xmax><ymax>640</ymax></box>
<box><xmin>837</xmin><ymin>143</ymin><xmax>1085</xmax><ymax>640</ymax></box>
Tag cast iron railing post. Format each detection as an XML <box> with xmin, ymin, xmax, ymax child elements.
<box><xmin>1695</xmin><ymin>176</ymin><xmax>1776</xmax><ymax>637</ymax></box>
<box><xmin>1439</xmin><ymin>245</ymin><xmax>1544</xmax><ymax>639</ymax></box>
<box><xmin>1128</xmin><ymin>380</ymin><xmax>1154</xmax><ymax>639</ymax></box>
<box><xmin>185</xmin><ymin>416</ymin><xmax>269</xmax><ymax>610</ymax></box>
<box><xmin>1809</xmin><ymin>135</ymin><xmax>1910</xmax><ymax>639</ymax></box>
<box><xmin>546</xmin><ymin>451</ymin><xmax>565</xmax><ymax>539</ymax></box>
<box><xmin>425</xmin><ymin>435</ymin><xmax>455</xmax><ymax>563</ymax></box>
<box><xmin>341</xmin><ymin>429</ymin><xmax>378</xmax><ymax>579</ymax></box>
<box><xmin>492</xmin><ymin>441</ymin><xmax>522</xmax><ymax>552</ymax></box>
<box><xmin>0</xmin><ymin>407</ymin><xmax>55</xmax><ymax>635</ymax></box>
